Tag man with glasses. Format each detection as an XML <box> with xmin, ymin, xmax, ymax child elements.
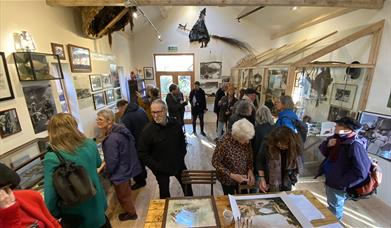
<box><xmin>138</xmin><ymin>100</ymin><xmax>193</xmax><ymax>199</ymax></box>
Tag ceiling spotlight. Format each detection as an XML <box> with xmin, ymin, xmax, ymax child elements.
<box><xmin>292</xmin><ymin>6</ymin><xmax>298</xmax><ymax>11</ymax></box>
<box><xmin>132</xmin><ymin>11</ymin><xmax>138</xmax><ymax>18</ymax></box>
<box><xmin>157</xmin><ymin>34</ymin><xmax>162</xmax><ymax>40</ymax></box>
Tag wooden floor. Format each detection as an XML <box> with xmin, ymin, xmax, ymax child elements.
<box><xmin>108</xmin><ymin>123</ymin><xmax>391</xmax><ymax>228</ymax></box>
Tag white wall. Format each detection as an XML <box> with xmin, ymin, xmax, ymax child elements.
<box><xmin>272</xmin><ymin>2</ymin><xmax>391</xmax><ymax>206</ymax></box>
<box><xmin>129</xmin><ymin>6</ymin><xmax>272</xmax><ymax>84</ymax></box>
<box><xmin>0</xmin><ymin>0</ymin><xmax>133</xmax><ymax>156</ymax></box>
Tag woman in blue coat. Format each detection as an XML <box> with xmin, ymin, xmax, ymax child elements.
<box><xmin>96</xmin><ymin>109</ymin><xmax>142</xmax><ymax>221</ymax></box>
<box><xmin>275</xmin><ymin>95</ymin><xmax>299</xmax><ymax>132</ymax></box>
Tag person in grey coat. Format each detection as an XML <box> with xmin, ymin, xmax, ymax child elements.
<box><xmin>97</xmin><ymin>109</ymin><xmax>141</xmax><ymax>221</ymax></box>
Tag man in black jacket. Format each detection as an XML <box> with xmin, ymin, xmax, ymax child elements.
<box><xmin>213</xmin><ymin>83</ymin><xmax>227</xmax><ymax>130</ymax></box>
<box><xmin>166</xmin><ymin>84</ymin><xmax>187</xmax><ymax>127</ymax></box>
<box><xmin>121</xmin><ymin>102</ymin><xmax>149</xmax><ymax>190</ymax></box>
<box><xmin>138</xmin><ymin>100</ymin><xmax>193</xmax><ymax>199</ymax></box>
<box><xmin>189</xmin><ymin>81</ymin><xmax>207</xmax><ymax>136</ymax></box>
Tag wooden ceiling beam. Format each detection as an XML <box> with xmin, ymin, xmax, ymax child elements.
<box><xmin>271</xmin><ymin>8</ymin><xmax>356</xmax><ymax>40</ymax></box>
<box><xmin>97</xmin><ymin>8</ymin><xmax>128</xmax><ymax>37</ymax></box>
<box><xmin>46</xmin><ymin>0</ymin><xmax>384</xmax><ymax>9</ymax></box>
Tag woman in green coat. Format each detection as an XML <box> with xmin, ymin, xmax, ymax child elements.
<box><xmin>43</xmin><ymin>113</ymin><xmax>110</xmax><ymax>228</ymax></box>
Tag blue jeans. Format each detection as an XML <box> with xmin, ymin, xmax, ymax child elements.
<box><xmin>325</xmin><ymin>185</ymin><xmax>347</xmax><ymax>221</ymax></box>
<box><xmin>217</xmin><ymin>121</ymin><xmax>225</xmax><ymax>138</ymax></box>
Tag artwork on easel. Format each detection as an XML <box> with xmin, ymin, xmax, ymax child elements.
<box><xmin>229</xmin><ymin>192</ymin><xmax>312</xmax><ymax>228</ymax></box>
<box><xmin>330</xmin><ymin>83</ymin><xmax>357</xmax><ymax>109</ymax></box>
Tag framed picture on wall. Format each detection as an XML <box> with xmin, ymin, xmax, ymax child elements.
<box><xmin>0</xmin><ymin>52</ymin><xmax>15</xmax><ymax>102</ymax></box>
<box><xmin>51</xmin><ymin>42</ymin><xmax>66</xmax><ymax>60</ymax></box>
<box><xmin>110</xmin><ymin>64</ymin><xmax>120</xmax><ymax>88</ymax></box>
<box><xmin>200</xmin><ymin>61</ymin><xmax>222</xmax><ymax>80</ymax></box>
<box><xmin>114</xmin><ymin>87</ymin><xmax>122</xmax><ymax>100</ymax></box>
<box><xmin>102</xmin><ymin>74</ymin><xmax>112</xmax><ymax>88</ymax></box>
<box><xmin>0</xmin><ymin>108</ymin><xmax>22</xmax><ymax>138</ymax></box>
<box><xmin>327</xmin><ymin>106</ymin><xmax>357</xmax><ymax>121</ymax></box>
<box><xmin>104</xmin><ymin>89</ymin><xmax>115</xmax><ymax>105</ymax></box>
<box><xmin>143</xmin><ymin>67</ymin><xmax>154</xmax><ymax>80</ymax></box>
<box><xmin>358</xmin><ymin>111</ymin><xmax>391</xmax><ymax>161</ymax></box>
<box><xmin>92</xmin><ymin>92</ymin><xmax>105</xmax><ymax>110</ymax></box>
<box><xmin>67</xmin><ymin>44</ymin><xmax>91</xmax><ymax>73</ymax></box>
<box><xmin>89</xmin><ymin>74</ymin><xmax>103</xmax><ymax>92</ymax></box>
<box><xmin>330</xmin><ymin>83</ymin><xmax>357</xmax><ymax>109</ymax></box>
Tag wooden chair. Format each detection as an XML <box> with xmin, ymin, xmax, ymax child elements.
<box><xmin>236</xmin><ymin>183</ymin><xmax>254</xmax><ymax>194</ymax></box>
<box><xmin>181</xmin><ymin>170</ymin><xmax>217</xmax><ymax>196</ymax></box>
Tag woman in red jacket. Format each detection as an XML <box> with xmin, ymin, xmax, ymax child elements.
<box><xmin>0</xmin><ymin>163</ymin><xmax>61</xmax><ymax>228</ymax></box>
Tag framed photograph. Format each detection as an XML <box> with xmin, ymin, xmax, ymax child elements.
<box><xmin>199</xmin><ymin>81</ymin><xmax>219</xmax><ymax>96</ymax></box>
<box><xmin>89</xmin><ymin>74</ymin><xmax>103</xmax><ymax>92</ymax></box>
<box><xmin>50</xmin><ymin>43</ymin><xmax>66</xmax><ymax>60</ymax></box>
<box><xmin>92</xmin><ymin>92</ymin><xmax>105</xmax><ymax>110</ymax></box>
<box><xmin>162</xmin><ymin>196</ymin><xmax>220</xmax><ymax>228</ymax></box>
<box><xmin>387</xmin><ymin>91</ymin><xmax>391</xmax><ymax>108</ymax></box>
<box><xmin>0</xmin><ymin>108</ymin><xmax>22</xmax><ymax>138</ymax></box>
<box><xmin>229</xmin><ymin>192</ymin><xmax>312</xmax><ymax>228</ymax></box>
<box><xmin>110</xmin><ymin>64</ymin><xmax>120</xmax><ymax>87</ymax></box>
<box><xmin>327</xmin><ymin>106</ymin><xmax>356</xmax><ymax>121</ymax></box>
<box><xmin>143</xmin><ymin>67</ymin><xmax>154</xmax><ymax>80</ymax></box>
<box><xmin>22</xmin><ymin>85</ymin><xmax>57</xmax><ymax>134</ymax></box>
<box><xmin>200</xmin><ymin>61</ymin><xmax>222</xmax><ymax>80</ymax></box>
<box><xmin>330</xmin><ymin>83</ymin><xmax>357</xmax><ymax>109</ymax></box>
<box><xmin>102</xmin><ymin>74</ymin><xmax>112</xmax><ymax>88</ymax></box>
<box><xmin>114</xmin><ymin>87</ymin><xmax>122</xmax><ymax>100</ymax></box>
<box><xmin>13</xmin><ymin>52</ymin><xmax>63</xmax><ymax>81</ymax></box>
<box><xmin>67</xmin><ymin>44</ymin><xmax>91</xmax><ymax>73</ymax></box>
<box><xmin>358</xmin><ymin>111</ymin><xmax>391</xmax><ymax>161</ymax></box>
<box><xmin>104</xmin><ymin>89</ymin><xmax>115</xmax><ymax>105</ymax></box>
<box><xmin>0</xmin><ymin>52</ymin><xmax>15</xmax><ymax>102</ymax></box>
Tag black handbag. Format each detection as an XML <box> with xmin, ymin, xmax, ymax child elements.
<box><xmin>52</xmin><ymin>151</ymin><xmax>97</xmax><ymax>207</ymax></box>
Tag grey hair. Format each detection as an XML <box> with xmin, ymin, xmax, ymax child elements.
<box><xmin>151</xmin><ymin>99</ymin><xmax>167</xmax><ymax>110</ymax></box>
<box><xmin>256</xmin><ymin>105</ymin><xmax>274</xmax><ymax>125</ymax></box>
<box><xmin>97</xmin><ymin>109</ymin><xmax>114</xmax><ymax>123</ymax></box>
<box><xmin>232</xmin><ymin>118</ymin><xmax>255</xmax><ymax>141</ymax></box>
<box><xmin>234</xmin><ymin>100</ymin><xmax>253</xmax><ymax>116</ymax></box>
<box><xmin>280</xmin><ymin>95</ymin><xmax>295</xmax><ymax>109</ymax></box>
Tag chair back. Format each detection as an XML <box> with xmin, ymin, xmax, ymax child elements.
<box><xmin>181</xmin><ymin>170</ymin><xmax>217</xmax><ymax>196</ymax></box>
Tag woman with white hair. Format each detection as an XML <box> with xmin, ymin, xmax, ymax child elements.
<box><xmin>96</xmin><ymin>109</ymin><xmax>141</xmax><ymax>221</ymax></box>
<box><xmin>212</xmin><ymin>118</ymin><xmax>255</xmax><ymax>195</ymax></box>
<box><xmin>254</xmin><ymin>105</ymin><xmax>275</xmax><ymax>154</ymax></box>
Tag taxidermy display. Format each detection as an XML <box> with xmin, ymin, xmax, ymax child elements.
<box><xmin>305</xmin><ymin>67</ymin><xmax>333</xmax><ymax>107</ymax></box>
<box><xmin>179</xmin><ymin>8</ymin><xmax>253</xmax><ymax>53</ymax></box>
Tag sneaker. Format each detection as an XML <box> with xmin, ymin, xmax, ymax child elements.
<box><xmin>118</xmin><ymin>213</ymin><xmax>138</xmax><ymax>221</ymax></box>
<box><xmin>201</xmin><ymin>131</ymin><xmax>206</xmax><ymax>136</ymax></box>
<box><xmin>131</xmin><ymin>182</ymin><xmax>146</xmax><ymax>190</ymax></box>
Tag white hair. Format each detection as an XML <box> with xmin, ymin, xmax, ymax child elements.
<box><xmin>231</xmin><ymin>118</ymin><xmax>255</xmax><ymax>141</ymax></box>
<box><xmin>256</xmin><ymin>105</ymin><xmax>274</xmax><ymax>125</ymax></box>
<box><xmin>97</xmin><ymin>109</ymin><xmax>114</xmax><ymax>123</ymax></box>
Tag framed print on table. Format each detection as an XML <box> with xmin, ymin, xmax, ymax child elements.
<box><xmin>92</xmin><ymin>92</ymin><xmax>105</xmax><ymax>110</ymax></box>
<box><xmin>89</xmin><ymin>74</ymin><xmax>103</xmax><ymax>92</ymax></box>
<box><xmin>68</xmin><ymin>44</ymin><xmax>91</xmax><ymax>73</ymax></box>
<box><xmin>0</xmin><ymin>52</ymin><xmax>15</xmax><ymax>102</ymax></box>
<box><xmin>0</xmin><ymin>108</ymin><xmax>22</xmax><ymax>138</ymax></box>
<box><xmin>143</xmin><ymin>67</ymin><xmax>154</xmax><ymax>80</ymax></box>
<box><xmin>162</xmin><ymin>196</ymin><xmax>220</xmax><ymax>228</ymax></box>
<box><xmin>51</xmin><ymin>42</ymin><xmax>66</xmax><ymax>60</ymax></box>
<box><xmin>330</xmin><ymin>83</ymin><xmax>357</xmax><ymax>109</ymax></box>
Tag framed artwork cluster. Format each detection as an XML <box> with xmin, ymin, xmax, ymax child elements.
<box><xmin>89</xmin><ymin>73</ymin><xmax>122</xmax><ymax>110</ymax></box>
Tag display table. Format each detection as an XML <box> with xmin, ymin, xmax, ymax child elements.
<box><xmin>144</xmin><ymin>190</ymin><xmax>338</xmax><ymax>227</ymax></box>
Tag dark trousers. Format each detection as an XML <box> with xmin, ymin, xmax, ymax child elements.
<box><xmin>133</xmin><ymin>160</ymin><xmax>147</xmax><ymax>185</ymax></box>
<box><xmin>222</xmin><ymin>184</ymin><xmax>237</xmax><ymax>195</ymax></box>
<box><xmin>192</xmin><ymin>112</ymin><xmax>204</xmax><ymax>133</ymax></box>
<box><xmin>113</xmin><ymin>180</ymin><xmax>137</xmax><ymax>215</ymax></box>
<box><xmin>154</xmin><ymin>171</ymin><xmax>194</xmax><ymax>199</ymax></box>
<box><xmin>101</xmin><ymin>216</ymin><xmax>112</xmax><ymax>228</ymax></box>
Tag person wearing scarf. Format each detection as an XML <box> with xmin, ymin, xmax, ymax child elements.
<box><xmin>256</xmin><ymin>126</ymin><xmax>303</xmax><ymax>193</ymax></box>
<box><xmin>317</xmin><ymin>117</ymin><xmax>371</xmax><ymax>221</ymax></box>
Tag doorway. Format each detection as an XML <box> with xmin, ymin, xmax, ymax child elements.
<box><xmin>154</xmin><ymin>54</ymin><xmax>195</xmax><ymax>122</ymax></box>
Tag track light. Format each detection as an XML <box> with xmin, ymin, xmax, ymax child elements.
<box><xmin>132</xmin><ymin>11</ymin><xmax>138</xmax><ymax>18</ymax></box>
<box><xmin>292</xmin><ymin>6</ymin><xmax>298</xmax><ymax>11</ymax></box>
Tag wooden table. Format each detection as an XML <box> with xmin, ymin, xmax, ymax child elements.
<box><xmin>144</xmin><ymin>190</ymin><xmax>338</xmax><ymax>227</ymax></box>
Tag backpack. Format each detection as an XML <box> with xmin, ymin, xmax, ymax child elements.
<box><xmin>281</xmin><ymin>117</ymin><xmax>308</xmax><ymax>143</ymax></box>
<box><xmin>347</xmin><ymin>160</ymin><xmax>382</xmax><ymax>200</ymax></box>
<box><xmin>52</xmin><ymin>151</ymin><xmax>97</xmax><ymax>207</ymax></box>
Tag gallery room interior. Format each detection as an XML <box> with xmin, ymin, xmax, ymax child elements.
<box><xmin>0</xmin><ymin>0</ymin><xmax>390</xmax><ymax>227</ymax></box>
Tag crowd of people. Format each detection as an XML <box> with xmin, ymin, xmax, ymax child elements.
<box><xmin>0</xmin><ymin>81</ymin><xmax>373</xmax><ymax>227</ymax></box>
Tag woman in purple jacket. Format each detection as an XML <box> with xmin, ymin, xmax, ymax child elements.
<box><xmin>317</xmin><ymin>117</ymin><xmax>371</xmax><ymax>221</ymax></box>
<box><xmin>96</xmin><ymin>109</ymin><xmax>142</xmax><ymax>221</ymax></box>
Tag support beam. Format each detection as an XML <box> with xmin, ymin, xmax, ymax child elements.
<box><xmin>293</xmin><ymin>20</ymin><xmax>385</xmax><ymax>66</ymax></box>
<box><xmin>46</xmin><ymin>0</ymin><xmax>384</xmax><ymax>9</ymax></box>
<box><xmin>271</xmin><ymin>8</ymin><xmax>356</xmax><ymax>40</ymax></box>
<box><xmin>97</xmin><ymin>8</ymin><xmax>128</xmax><ymax>37</ymax></box>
